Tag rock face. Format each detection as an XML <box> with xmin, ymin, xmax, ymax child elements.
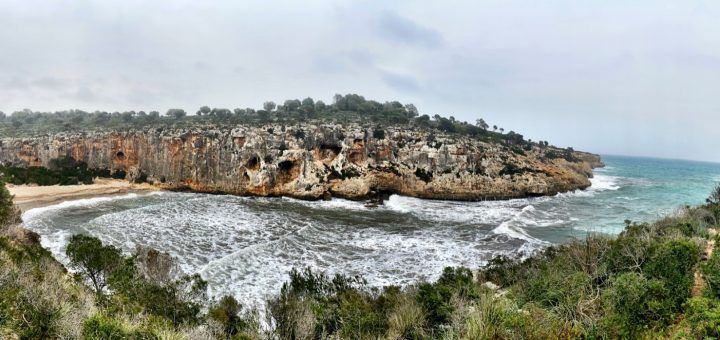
<box><xmin>0</xmin><ymin>124</ymin><xmax>603</xmax><ymax>201</ymax></box>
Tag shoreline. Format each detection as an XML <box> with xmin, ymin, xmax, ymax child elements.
<box><xmin>7</xmin><ymin>179</ymin><xmax>159</xmax><ymax>212</ymax></box>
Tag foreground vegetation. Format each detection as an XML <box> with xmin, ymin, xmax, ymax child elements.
<box><xmin>3</xmin><ymin>179</ymin><xmax>720</xmax><ymax>338</ymax></box>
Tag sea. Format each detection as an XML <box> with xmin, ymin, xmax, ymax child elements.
<box><xmin>20</xmin><ymin>155</ymin><xmax>720</xmax><ymax>308</ymax></box>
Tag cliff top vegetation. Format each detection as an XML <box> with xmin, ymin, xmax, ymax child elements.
<box><xmin>0</xmin><ymin>93</ymin><xmax>548</xmax><ymax>147</ymax></box>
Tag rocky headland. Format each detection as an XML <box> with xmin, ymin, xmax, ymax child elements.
<box><xmin>0</xmin><ymin>123</ymin><xmax>603</xmax><ymax>201</ymax></box>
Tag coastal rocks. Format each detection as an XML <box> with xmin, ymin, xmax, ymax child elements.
<box><xmin>0</xmin><ymin>124</ymin><xmax>603</xmax><ymax>201</ymax></box>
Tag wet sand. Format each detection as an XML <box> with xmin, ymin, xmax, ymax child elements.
<box><xmin>7</xmin><ymin>179</ymin><xmax>158</xmax><ymax>211</ymax></box>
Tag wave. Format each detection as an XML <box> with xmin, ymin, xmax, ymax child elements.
<box><xmin>491</xmin><ymin>205</ymin><xmax>548</xmax><ymax>245</ymax></box>
<box><xmin>282</xmin><ymin>196</ymin><xmax>369</xmax><ymax>211</ymax></box>
<box><xmin>589</xmin><ymin>174</ymin><xmax>621</xmax><ymax>191</ymax></box>
<box><xmin>384</xmin><ymin>194</ymin><xmax>528</xmax><ymax>224</ymax></box>
<box><xmin>555</xmin><ymin>189</ymin><xmax>595</xmax><ymax>198</ymax></box>
<box><xmin>22</xmin><ymin>193</ymin><xmax>141</xmax><ymax>221</ymax></box>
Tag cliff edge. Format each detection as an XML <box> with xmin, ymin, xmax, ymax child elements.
<box><xmin>0</xmin><ymin>123</ymin><xmax>603</xmax><ymax>201</ymax></box>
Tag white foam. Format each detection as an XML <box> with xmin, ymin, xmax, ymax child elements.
<box><xmin>589</xmin><ymin>175</ymin><xmax>621</xmax><ymax>191</ymax></box>
<box><xmin>21</xmin><ymin>191</ymin><xmax>571</xmax><ymax>312</ymax></box>
<box><xmin>22</xmin><ymin>193</ymin><xmax>141</xmax><ymax>221</ymax></box>
<box><xmin>491</xmin><ymin>204</ymin><xmax>548</xmax><ymax>245</ymax></box>
<box><xmin>556</xmin><ymin>189</ymin><xmax>595</xmax><ymax>198</ymax></box>
<box><xmin>384</xmin><ymin>195</ymin><xmax>412</xmax><ymax>213</ymax></box>
<box><xmin>283</xmin><ymin>196</ymin><xmax>369</xmax><ymax>211</ymax></box>
<box><xmin>384</xmin><ymin>194</ymin><xmax>528</xmax><ymax>224</ymax></box>
<box><xmin>21</xmin><ymin>191</ymin><xmax>167</xmax><ymax>221</ymax></box>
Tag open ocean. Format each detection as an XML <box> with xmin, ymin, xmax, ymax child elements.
<box><xmin>21</xmin><ymin>155</ymin><xmax>720</xmax><ymax>308</ymax></box>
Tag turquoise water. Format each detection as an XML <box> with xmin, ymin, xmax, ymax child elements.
<box><xmin>20</xmin><ymin>155</ymin><xmax>720</xmax><ymax>307</ymax></box>
<box><xmin>536</xmin><ymin>155</ymin><xmax>720</xmax><ymax>238</ymax></box>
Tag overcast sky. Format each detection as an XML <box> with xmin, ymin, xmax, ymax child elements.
<box><xmin>1</xmin><ymin>1</ymin><xmax>719</xmax><ymax>162</ymax></box>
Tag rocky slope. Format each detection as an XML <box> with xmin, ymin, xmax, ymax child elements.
<box><xmin>0</xmin><ymin>124</ymin><xmax>603</xmax><ymax>201</ymax></box>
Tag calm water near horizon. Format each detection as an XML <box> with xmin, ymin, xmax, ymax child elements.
<box><xmin>21</xmin><ymin>155</ymin><xmax>720</xmax><ymax>308</ymax></box>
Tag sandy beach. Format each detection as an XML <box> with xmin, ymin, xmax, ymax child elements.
<box><xmin>7</xmin><ymin>179</ymin><xmax>159</xmax><ymax>211</ymax></box>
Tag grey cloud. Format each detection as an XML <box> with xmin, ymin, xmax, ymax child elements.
<box><xmin>376</xmin><ymin>11</ymin><xmax>443</xmax><ymax>48</ymax></box>
<box><xmin>0</xmin><ymin>1</ymin><xmax>719</xmax><ymax>161</ymax></box>
<box><xmin>72</xmin><ymin>86</ymin><xmax>101</xmax><ymax>103</ymax></box>
<box><xmin>30</xmin><ymin>77</ymin><xmax>67</xmax><ymax>89</ymax></box>
<box><xmin>381</xmin><ymin>71</ymin><xmax>421</xmax><ymax>93</ymax></box>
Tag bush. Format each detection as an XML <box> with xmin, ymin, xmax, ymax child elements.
<box><xmin>642</xmin><ymin>238</ymin><xmax>700</xmax><ymax>309</ymax></box>
<box><xmin>385</xmin><ymin>293</ymin><xmax>426</xmax><ymax>339</ymax></box>
<box><xmin>66</xmin><ymin>234</ymin><xmax>124</xmax><ymax>295</ymax></box>
<box><xmin>108</xmin><ymin>257</ymin><xmax>208</xmax><ymax>327</ymax></box>
<box><xmin>66</xmin><ymin>234</ymin><xmax>209</xmax><ymax>327</ymax></box>
<box><xmin>701</xmin><ymin>244</ymin><xmax>720</xmax><ymax>298</ymax></box>
<box><xmin>0</xmin><ymin>180</ymin><xmax>21</xmax><ymax>228</ymax></box>
<box><xmin>82</xmin><ymin>314</ymin><xmax>157</xmax><ymax>339</ymax></box>
<box><xmin>373</xmin><ymin>128</ymin><xmax>385</xmax><ymax>139</ymax></box>
<box><xmin>268</xmin><ymin>267</ymin><xmax>388</xmax><ymax>339</ymax></box>
<box><xmin>0</xmin><ymin>157</ymin><xmax>107</xmax><ymax>186</ymax></box>
<box><xmin>208</xmin><ymin>295</ymin><xmax>255</xmax><ymax>337</ymax></box>
<box><xmin>416</xmin><ymin>267</ymin><xmax>479</xmax><ymax>330</ymax></box>
<box><xmin>707</xmin><ymin>183</ymin><xmax>720</xmax><ymax>205</ymax></box>
<box><xmin>683</xmin><ymin>297</ymin><xmax>720</xmax><ymax>338</ymax></box>
<box><xmin>603</xmin><ymin>272</ymin><xmax>661</xmax><ymax>335</ymax></box>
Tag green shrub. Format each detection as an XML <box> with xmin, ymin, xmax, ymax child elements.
<box><xmin>66</xmin><ymin>234</ymin><xmax>124</xmax><ymax>295</ymax></box>
<box><xmin>0</xmin><ymin>157</ymin><xmax>111</xmax><ymax>186</ymax></box>
<box><xmin>602</xmin><ymin>222</ymin><xmax>653</xmax><ymax>274</ymax></box>
<box><xmin>15</xmin><ymin>292</ymin><xmax>63</xmax><ymax>339</ymax></box>
<box><xmin>683</xmin><ymin>297</ymin><xmax>720</xmax><ymax>338</ymax></box>
<box><xmin>208</xmin><ymin>295</ymin><xmax>258</xmax><ymax>338</ymax></box>
<box><xmin>701</xmin><ymin>245</ymin><xmax>720</xmax><ymax>298</ymax></box>
<box><xmin>268</xmin><ymin>267</ymin><xmax>387</xmax><ymax>339</ymax></box>
<box><xmin>108</xmin><ymin>258</ymin><xmax>207</xmax><ymax>327</ymax></box>
<box><xmin>82</xmin><ymin>314</ymin><xmax>157</xmax><ymax>339</ymax></box>
<box><xmin>643</xmin><ymin>238</ymin><xmax>700</xmax><ymax>309</ymax></box>
<box><xmin>603</xmin><ymin>272</ymin><xmax>678</xmax><ymax>336</ymax></box>
<box><xmin>476</xmin><ymin>255</ymin><xmax>526</xmax><ymax>287</ymax></box>
<box><xmin>0</xmin><ymin>180</ymin><xmax>20</xmax><ymax>228</ymax></box>
<box><xmin>416</xmin><ymin>267</ymin><xmax>479</xmax><ymax>330</ymax></box>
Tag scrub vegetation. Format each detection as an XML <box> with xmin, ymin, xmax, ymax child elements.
<box><xmin>0</xmin><ymin>157</ymin><xmax>125</xmax><ymax>186</ymax></box>
<box><xmin>0</xmin><ymin>94</ymin><xmax>550</xmax><ymax>148</ymax></box>
<box><xmin>2</xmin><ymin>179</ymin><xmax>720</xmax><ymax>339</ymax></box>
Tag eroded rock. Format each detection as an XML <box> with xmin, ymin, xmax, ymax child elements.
<box><xmin>0</xmin><ymin>124</ymin><xmax>603</xmax><ymax>201</ymax></box>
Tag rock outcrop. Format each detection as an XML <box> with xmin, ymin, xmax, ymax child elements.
<box><xmin>0</xmin><ymin>124</ymin><xmax>603</xmax><ymax>201</ymax></box>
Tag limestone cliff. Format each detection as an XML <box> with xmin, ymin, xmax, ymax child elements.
<box><xmin>0</xmin><ymin>124</ymin><xmax>603</xmax><ymax>200</ymax></box>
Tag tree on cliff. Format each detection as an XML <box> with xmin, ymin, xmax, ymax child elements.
<box><xmin>167</xmin><ymin>109</ymin><xmax>187</xmax><ymax>119</ymax></box>
<box><xmin>405</xmin><ymin>103</ymin><xmax>419</xmax><ymax>117</ymax></box>
<box><xmin>0</xmin><ymin>111</ymin><xmax>5</xmax><ymax>121</ymax></box>
<box><xmin>283</xmin><ymin>99</ymin><xmax>301</xmax><ymax>113</ymax></box>
<box><xmin>476</xmin><ymin>118</ymin><xmax>489</xmax><ymax>130</ymax></box>
<box><xmin>301</xmin><ymin>97</ymin><xmax>315</xmax><ymax>111</ymax></box>
<box><xmin>263</xmin><ymin>101</ymin><xmax>276</xmax><ymax>112</ymax></box>
<box><xmin>211</xmin><ymin>108</ymin><xmax>232</xmax><ymax>118</ymax></box>
<box><xmin>197</xmin><ymin>106</ymin><xmax>211</xmax><ymax>116</ymax></box>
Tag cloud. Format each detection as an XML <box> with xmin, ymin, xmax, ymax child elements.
<box><xmin>72</xmin><ymin>86</ymin><xmax>101</xmax><ymax>103</ymax></box>
<box><xmin>381</xmin><ymin>71</ymin><xmax>421</xmax><ymax>93</ymax></box>
<box><xmin>0</xmin><ymin>1</ymin><xmax>719</xmax><ymax>161</ymax></box>
<box><xmin>30</xmin><ymin>77</ymin><xmax>67</xmax><ymax>89</ymax></box>
<box><xmin>375</xmin><ymin>11</ymin><xmax>443</xmax><ymax>48</ymax></box>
